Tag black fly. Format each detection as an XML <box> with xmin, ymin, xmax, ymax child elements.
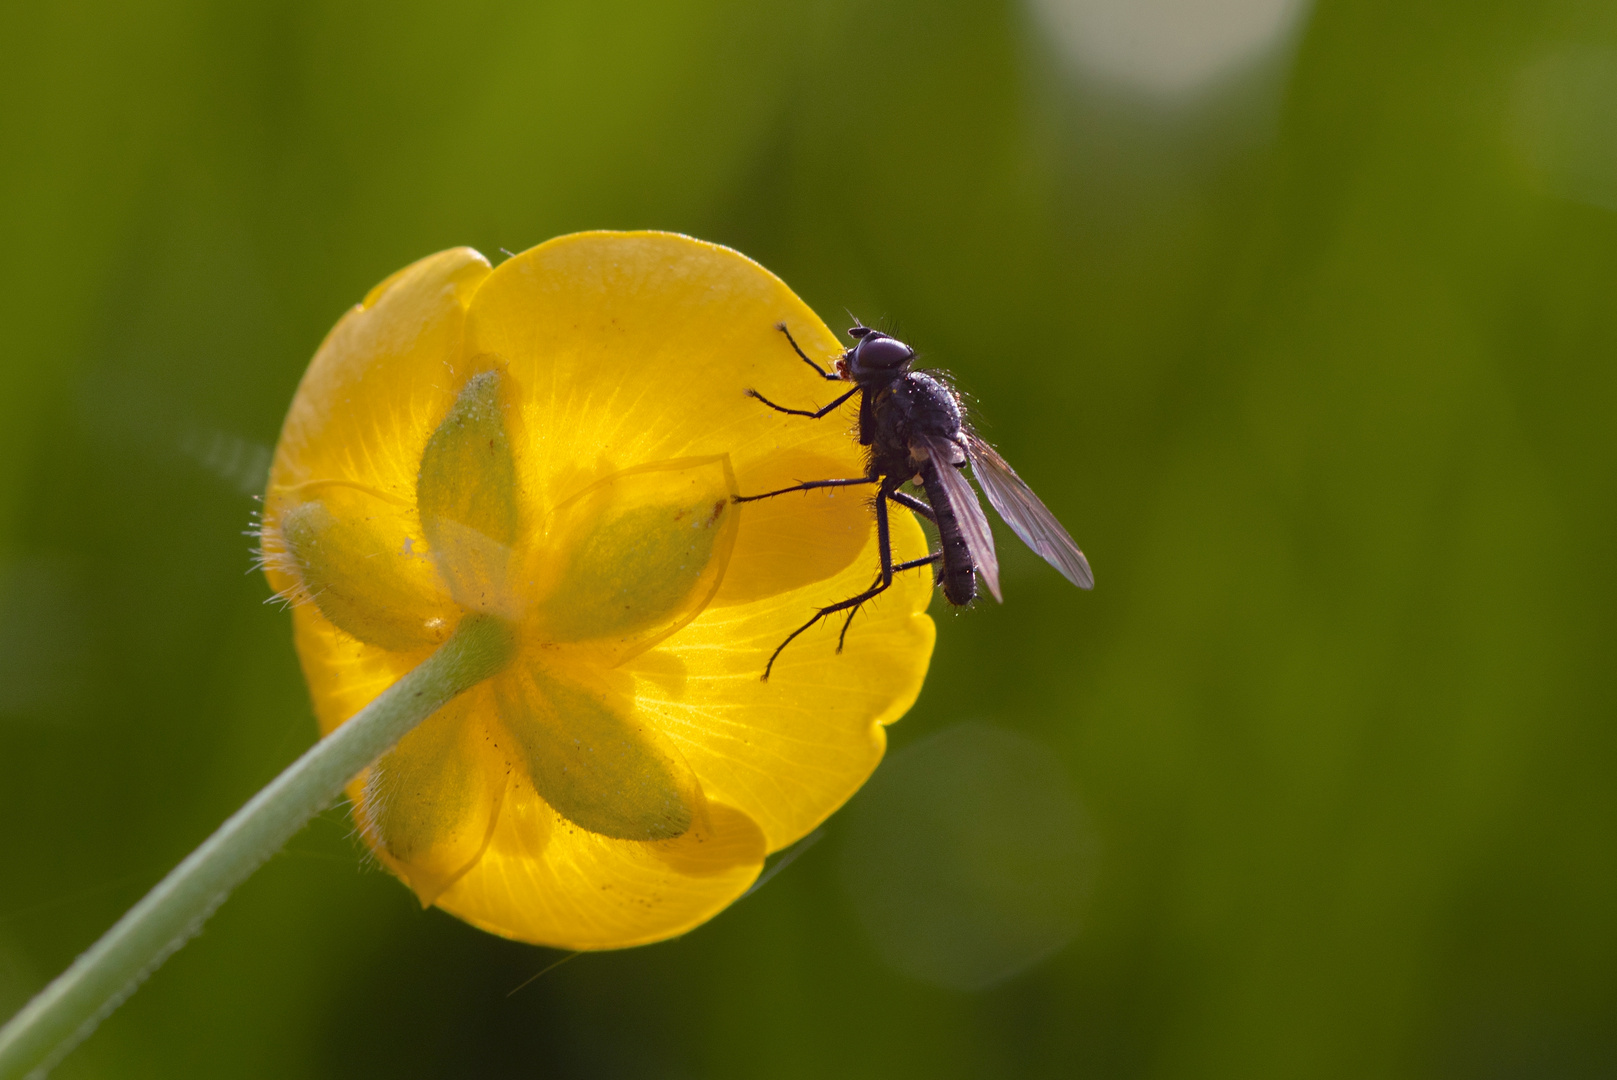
<box><xmin>736</xmin><ymin>321</ymin><xmax>1094</xmax><ymax>679</ymax></box>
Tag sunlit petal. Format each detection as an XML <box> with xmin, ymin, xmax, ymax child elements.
<box><xmin>270</xmin><ymin>247</ymin><xmax>491</xmax><ymax>500</ymax></box>
<box><xmin>466</xmin><ymin>232</ymin><xmax>871</xmax><ymax>606</ymax></box>
<box><xmin>625</xmin><ymin>509</ymin><xmax>936</xmax><ymax>850</ymax></box>
<box><xmin>434</xmin><ymin>781</ymin><xmax>766</xmax><ymax>949</ymax></box>
<box><xmin>710</xmin><ymin>449</ymin><xmax>870</xmax><ymax>608</ymax></box>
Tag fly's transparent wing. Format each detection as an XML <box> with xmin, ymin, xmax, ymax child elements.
<box><xmin>916</xmin><ymin>434</ymin><xmax>1002</xmax><ymax>602</ymax></box>
<box><xmin>967</xmin><ymin>435</ymin><xmax>1093</xmax><ymax>589</ymax></box>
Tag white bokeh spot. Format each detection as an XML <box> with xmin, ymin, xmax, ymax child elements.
<box><xmin>1030</xmin><ymin>0</ymin><xmax>1311</xmax><ymax>95</ymax></box>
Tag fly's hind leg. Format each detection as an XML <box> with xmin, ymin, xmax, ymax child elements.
<box><xmin>764</xmin><ymin>577</ymin><xmax>892</xmax><ymax>681</ymax></box>
<box><xmin>825</xmin><ymin>487</ymin><xmax>943</xmax><ymax>649</ymax></box>
<box><xmin>763</xmin><ymin>477</ymin><xmax>899</xmax><ymax>680</ymax></box>
<box><xmin>888</xmin><ymin>489</ymin><xmax>935</xmax><ymax>522</ymax></box>
<box><xmin>835</xmin><ymin>552</ymin><xmax>941</xmax><ymax>651</ymax></box>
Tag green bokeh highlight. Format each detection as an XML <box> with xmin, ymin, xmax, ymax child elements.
<box><xmin>3</xmin><ymin>0</ymin><xmax>1616</xmax><ymax>1076</ymax></box>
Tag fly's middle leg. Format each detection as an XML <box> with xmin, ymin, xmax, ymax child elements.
<box><xmin>745</xmin><ymin>384</ymin><xmax>859</xmax><ymax>420</ymax></box>
<box><xmin>733</xmin><ymin>474</ymin><xmax>877</xmax><ymax>504</ymax></box>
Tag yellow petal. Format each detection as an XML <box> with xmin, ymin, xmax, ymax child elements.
<box><xmin>269</xmin><ymin>247</ymin><xmax>492</xmax><ymax>501</ymax></box>
<box><xmin>271</xmin><ymin>483</ymin><xmax>455</xmax><ymax>651</ymax></box>
<box><xmin>354</xmin><ymin>683</ymin><xmax>507</xmax><ymax>905</ymax></box>
<box><xmin>525</xmin><ymin>455</ymin><xmax>738</xmax><ymax>660</ymax></box>
<box><xmin>465</xmin><ymin>232</ymin><xmax>870</xmax><ymax>604</ymax></box>
<box><xmin>416</xmin><ymin>368</ymin><xmax>522</xmax><ymax>614</ymax></box>
<box><xmin>433</xmin><ymin>777</ymin><xmax>766</xmax><ymax>949</ymax></box>
<box><xmin>624</xmin><ymin>506</ymin><xmax>936</xmax><ymax>850</ymax></box>
<box><xmin>492</xmin><ymin>654</ymin><xmax>701</xmax><ymax>841</ymax></box>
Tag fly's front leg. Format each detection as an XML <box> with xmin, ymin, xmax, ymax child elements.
<box><xmin>776</xmin><ymin>322</ymin><xmax>843</xmax><ymax>381</ymax></box>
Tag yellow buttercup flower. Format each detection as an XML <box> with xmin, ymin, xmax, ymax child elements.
<box><xmin>260</xmin><ymin>232</ymin><xmax>936</xmax><ymax>949</ymax></box>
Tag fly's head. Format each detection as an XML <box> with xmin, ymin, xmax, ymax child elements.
<box><xmin>844</xmin><ymin>325</ymin><xmax>915</xmax><ymax>387</ymax></box>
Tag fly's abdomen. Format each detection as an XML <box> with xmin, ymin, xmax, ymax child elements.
<box><xmin>919</xmin><ymin>461</ymin><xmax>978</xmax><ymax>606</ymax></box>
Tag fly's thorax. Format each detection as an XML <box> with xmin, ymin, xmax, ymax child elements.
<box><xmin>868</xmin><ymin>374</ymin><xmax>966</xmax><ymax>481</ymax></box>
<box><xmin>894</xmin><ymin>372</ymin><xmax>963</xmax><ymax>439</ymax></box>
<box><xmin>866</xmin><ymin>386</ymin><xmax>916</xmax><ymax>472</ymax></box>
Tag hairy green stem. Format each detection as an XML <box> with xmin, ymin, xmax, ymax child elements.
<box><xmin>0</xmin><ymin>615</ymin><xmax>515</xmax><ymax>1079</ymax></box>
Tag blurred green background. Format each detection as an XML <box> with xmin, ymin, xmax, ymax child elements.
<box><xmin>4</xmin><ymin>0</ymin><xmax>1617</xmax><ymax>1076</ymax></box>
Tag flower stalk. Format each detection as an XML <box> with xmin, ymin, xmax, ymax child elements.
<box><xmin>0</xmin><ymin>614</ymin><xmax>515</xmax><ymax>1080</ymax></box>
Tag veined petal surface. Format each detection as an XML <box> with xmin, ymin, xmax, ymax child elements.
<box><xmin>626</xmin><ymin>511</ymin><xmax>936</xmax><ymax>849</ymax></box>
<box><xmin>435</xmin><ymin>784</ymin><xmax>767</xmax><ymax>950</ymax></box>
<box><xmin>273</xmin><ymin>247</ymin><xmax>492</xmax><ymax>500</ymax></box>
